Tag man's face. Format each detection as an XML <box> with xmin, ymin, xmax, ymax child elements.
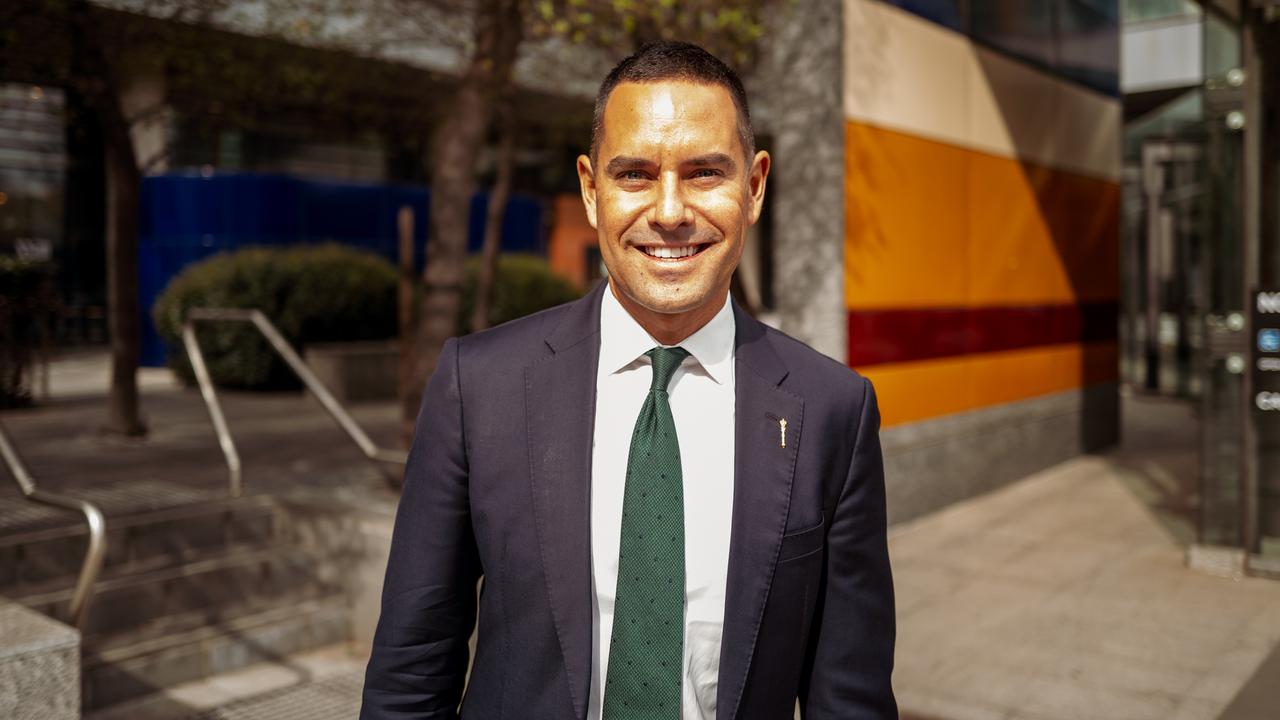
<box><xmin>577</xmin><ymin>80</ymin><xmax>769</xmax><ymax>326</ymax></box>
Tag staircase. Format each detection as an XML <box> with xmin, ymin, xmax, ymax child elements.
<box><xmin>0</xmin><ymin>484</ymin><xmax>359</xmax><ymax>711</ymax></box>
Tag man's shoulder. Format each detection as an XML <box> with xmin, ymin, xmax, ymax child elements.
<box><xmin>453</xmin><ymin>294</ymin><xmax>584</xmax><ymax>368</ymax></box>
<box><xmin>755</xmin><ymin>321</ymin><xmax>870</xmax><ymax>400</ymax></box>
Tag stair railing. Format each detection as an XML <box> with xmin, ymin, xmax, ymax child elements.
<box><xmin>0</xmin><ymin>420</ymin><xmax>106</xmax><ymax>628</ymax></box>
<box><xmin>182</xmin><ymin>308</ymin><xmax>407</xmax><ymax>498</ymax></box>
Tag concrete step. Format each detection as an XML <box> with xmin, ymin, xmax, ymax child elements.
<box><xmin>84</xmin><ymin>643</ymin><xmax>367</xmax><ymax>720</ymax></box>
<box><xmin>0</xmin><ymin>494</ymin><xmax>283</xmax><ymax>593</ymax></box>
<box><xmin>82</xmin><ymin>596</ymin><xmax>353</xmax><ymax>711</ymax></box>
<box><xmin>2</xmin><ymin>489</ymin><xmax>364</xmax><ymax>712</ymax></box>
<box><xmin>17</xmin><ymin>543</ymin><xmax>341</xmax><ymax>645</ymax></box>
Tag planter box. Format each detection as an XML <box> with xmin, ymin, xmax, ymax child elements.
<box><xmin>0</xmin><ymin>600</ymin><xmax>79</xmax><ymax>720</ymax></box>
<box><xmin>304</xmin><ymin>340</ymin><xmax>398</xmax><ymax>404</ymax></box>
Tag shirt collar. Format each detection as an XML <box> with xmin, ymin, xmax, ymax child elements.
<box><xmin>598</xmin><ymin>281</ymin><xmax>736</xmax><ymax>385</ymax></box>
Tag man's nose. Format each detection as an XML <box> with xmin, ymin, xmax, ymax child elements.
<box><xmin>650</xmin><ymin>175</ymin><xmax>691</xmax><ymax>230</ymax></box>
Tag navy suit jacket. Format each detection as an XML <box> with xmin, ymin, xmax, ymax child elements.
<box><xmin>361</xmin><ymin>280</ymin><xmax>896</xmax><ymax>719</ymax></box>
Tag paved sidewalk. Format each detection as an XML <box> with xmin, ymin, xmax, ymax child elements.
<box><xmin>1</xmin><ymin>351</ymin><xmax>402</xmax><ymax>508</ymax></box>
<box><xmin>891</xmin><ymin>395</ymin><xmax>1280</xmax><ymax>720</ymax></box>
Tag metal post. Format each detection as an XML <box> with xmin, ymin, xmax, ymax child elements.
<box><xmin>183</xmin><ymin>308</ymin><xmax>407</xmax><ymax>498</ymax></box>
<box><xmin>0</xmin><ymin>421</ymin><xmax>106</xmax><ymax>628</ymax></box>
<box><xmin>1142</xmin><ymin>143</ymin><xmax>1170</xmax><ymax>392</ymax></box>
<box><xmin>182</xmin><ymin>322</ymin><xmax>242</xmax><ymax>497</ymax></box>
<box><xmin>1240</xmin><ymin>5</ymin><xmax>1263</xmax><ymax>556</ymax></box>
<box><xmin>246</xmin><ymin>311</ymin><xmax>405</xmax><ymax>465</ymax></box>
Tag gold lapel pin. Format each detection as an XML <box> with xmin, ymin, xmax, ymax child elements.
<box><xmin>779</xmin><ymin>418</ymin><xmax>787</xmax><ymax>448</ymax></box>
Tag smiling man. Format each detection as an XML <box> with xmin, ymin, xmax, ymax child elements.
<box><xmin>361</xmin><ymin>42</ymin><xmax>896</xmax><ymax>720</ymax></box>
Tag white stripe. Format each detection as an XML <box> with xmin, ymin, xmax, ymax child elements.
<box><xmin>843</xmin><ymin>0</ymin><xmax>1122</xmax><ymax>182</ymax></box>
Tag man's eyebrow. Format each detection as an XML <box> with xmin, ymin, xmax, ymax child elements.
<box><xmin>684</xmin><ymin>152</ymin><xmax>737</xmax><ymax>171</ymax></box>
<box><xmin>604</xmin><ymin>156</ymin><xmax>655</xmax><ymax>175</ymax></box>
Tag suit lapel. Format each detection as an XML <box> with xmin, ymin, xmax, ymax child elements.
<box><xmin>716</xmin><ymin>305</ymin><xmax>804</xmax><ymax>720</ymax></box>
<box><xmin>525</xmin><ymin>280</ymin><xmax>606</xmax><ymax>720</ymax></box>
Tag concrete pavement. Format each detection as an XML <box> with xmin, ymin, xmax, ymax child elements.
<box><xmin>891</xmin><ymin>394</ymin><xmax>1280</xmax><ymax>720</ymax></box>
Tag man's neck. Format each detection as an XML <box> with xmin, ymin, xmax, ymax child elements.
<box><xmin>608</xmin><ymin>280</ymin><xmax>728</xmax><ymax>346</ymax></box>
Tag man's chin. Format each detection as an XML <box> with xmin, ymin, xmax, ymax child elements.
<box><xmin>608</xmin><ymin>274</ymin><xmax>727</xmax><ymax>317</ymax></box>
<box><xmin>630</xmin><ymin>290</ymin><xmax>723</xmax><ymax>318</ymax></box>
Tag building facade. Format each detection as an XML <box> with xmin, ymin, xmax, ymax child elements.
<box><xmin>837</xmin><ymin>0</ymin><xmax>1122</xmax><ymax>522</ymax></box>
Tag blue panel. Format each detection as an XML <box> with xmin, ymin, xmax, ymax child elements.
<box><xmin>137</xmin><ymin>172</ymin><xmax>543</xmax><ymax>367</ymax></box>
<box><xmin>969</xmin><ymin>0</ymin><xmax>1058</xmax><ymax>72</ymax></box>
<box><xmin>503</xmin><ymin>196</ymin><xmax>544</xmax><ymax>253</ymax></box>
<box><xmin>968</xmin><ymin>0</ymin><xmax>1119</xmax><ymax>97</ymax></box>
<box><xmin>881</xmin><ymin>0</ymin><xmax>964</xmax><ymax>31</ymax></box>
<box><xmin>467</xmin><ymin>194</ymin><xmax>545</xmax><ymax>254</ymax></box>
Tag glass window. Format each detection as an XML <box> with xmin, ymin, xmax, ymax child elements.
<box><xmin>1057</xmin><ymin>0</ymin><xmax>1121</xmax><ymax>95</ymax></box>
<box><xmin>0</xmin><ymin>84</ymin><xmax>65</xmax><ymax>258</ymax></box>
<box><xmin>1202</xmin><ymin>11</ymin><xmax>1241</xmax><ymax>81</ymax></box>
<box><xmin>1121</xmin><ymin>0</ymin><xmax>1201</xmax><ymax>24</ymax></box>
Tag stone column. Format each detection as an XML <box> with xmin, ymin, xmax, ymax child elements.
<box><xmin>750</xmin><ymin>0</ymin><xmax>847</xmax><ymax>363</ymax></box>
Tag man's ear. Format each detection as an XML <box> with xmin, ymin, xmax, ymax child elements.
<box><xmin>577</xmin><ymin>154</ymin><xmax>599</xmax><ymax>229</ymax></box>
<box><xmin>747</xmin><ymin>150</ymin><xmax>771</xmax><ymax>225</ymax></box>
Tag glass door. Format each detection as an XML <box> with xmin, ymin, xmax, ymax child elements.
<box><xmin>1196</xmin><ymin>69</ymin><xmax>1245</xmax><ymax>549</ymax></box>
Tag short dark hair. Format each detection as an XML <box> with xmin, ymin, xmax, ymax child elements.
<box><xmin>590</xmin><ymin>41</ymin><xmax>755</xmax><ymax>162</ymax></box>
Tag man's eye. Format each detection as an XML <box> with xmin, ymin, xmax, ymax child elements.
<box><xmin>691</xmin><ymin>168</ymin><xmax>722</xmax><ymax>179</ymax></box>
<box><xmin>619</xmin><ymin>170</ymin><xmax>647</xmax><ymax>181</ymax></box>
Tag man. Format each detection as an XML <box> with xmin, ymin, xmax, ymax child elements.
<box><xmin>362</xmin><ymin>41</ymin><xmax>896</xmax><ymax>719</ymax></box>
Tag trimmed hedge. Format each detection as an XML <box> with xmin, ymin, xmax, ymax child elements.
<box><xmin>155</xmin><ymin>246</ymin><xmax>582</xmax><ymax>390</ymax></box>
<box><xmin>154</xmin><ymin>244</ymin><xmax>398</xmax><ymax>389</ymax></box>
<box><xmin>456</xmin><ymin>254</ymin><xmax>582</xmax><ymax>335</ymax></box>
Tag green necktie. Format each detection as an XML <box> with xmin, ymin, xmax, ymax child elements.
<box><xmin>602</xmin><ymin>346</ymin><xmax>690</xmax><ymax>719</ymax></box>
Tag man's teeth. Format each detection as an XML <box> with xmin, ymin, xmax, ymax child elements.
<box><xmin>642</xmin><ymin>245</ymin><xmax>700</xmax><ymax>259</ymax></box>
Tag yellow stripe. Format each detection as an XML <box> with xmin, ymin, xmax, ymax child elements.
<box><xmin>844</xmin><ymin>120</ymin><xmax>1119</xmax><ymax>309</ymax></box>
<box><xmin>858</xmin><ymin>341</ymin><xmax>1119</xmax><ymax>427</ymax></box>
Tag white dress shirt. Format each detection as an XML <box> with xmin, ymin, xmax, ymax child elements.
<box><xmin>587</xmin><ymin>284</ymin><xmax>737</xmax><ymax>720</ymax></box>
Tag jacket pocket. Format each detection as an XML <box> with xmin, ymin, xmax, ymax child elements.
<box><xmin>777</xmin><ymin>517</ymin><xmax>825</xmax><ymax>564</ymax></box>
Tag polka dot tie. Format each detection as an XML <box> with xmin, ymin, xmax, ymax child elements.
<box><xmin>602</xmin><ymin>346</ymin><xmax>690</xmax><ymax>720</ymax></box>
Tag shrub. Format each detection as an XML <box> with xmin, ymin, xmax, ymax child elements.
<box><xmin>153</xmin><ymin>244</ymin><xmax>397</xmax><ymax>389</ymax></box>
<box><xmin>154</xmin><ymin>246</ymin><xmax>582</xmax><ymax>391</ymax></box>
<box><xmin>0</xmin><ymin>257</ymin><xmax>57</xmax><ymax>407</ymax></box>
<box><xmin>456</xmin><ymin>254</ymin><xmax>582</xmax><ymax>335</ymax></box>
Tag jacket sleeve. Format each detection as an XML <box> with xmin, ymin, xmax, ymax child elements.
<box><xmin>800</xmin><ymin>376</ymin><xmax>897</xmax><ymax>718</ymax></box>
<box><xmin>361</xmin><ymin>337</ymin><xmax>481</xmax><ymax>719</ymax></box>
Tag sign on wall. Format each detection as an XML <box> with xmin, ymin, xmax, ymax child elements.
<box><xmin>1253</xmin><ymin>290</ymin><xmax>1280</xmax><ymax>412</ymax></box>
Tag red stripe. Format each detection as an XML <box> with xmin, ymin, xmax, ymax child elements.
<box><xmin>847</xmin><ymin>302</ymin><xmax>1118</xmax><ymax>366</ymax></box>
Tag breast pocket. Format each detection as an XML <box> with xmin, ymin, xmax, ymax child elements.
<box><xmin>777</xmin><ymin>517</ymin><xmax>825</xmax><ymax>564</ymax></box>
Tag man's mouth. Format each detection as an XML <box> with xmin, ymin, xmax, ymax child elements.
<box><xmin>636</xmin><ymin>243</ymin><xmax>712</xmax><ymax>260</ymax></box>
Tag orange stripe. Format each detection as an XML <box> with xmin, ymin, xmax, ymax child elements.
<box><xmin>547</xmin><ymin>194</ymin><xmax>596</xmax><ymax>288</ymax></box>
<box><xmin>857</xmin><ymin>341</ymin><xmax>1118</xmax><ymax>427</ymax></box>
<box><xmin>844</xmin><ymin>121</ymin><xmax>1119</xmax><ymax>309</ymax></box>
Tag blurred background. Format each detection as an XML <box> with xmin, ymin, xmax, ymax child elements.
<box><xmin>1</xmin><ymin>0</ymin><xmax>1279</xmax><ymax>718</ymax></box>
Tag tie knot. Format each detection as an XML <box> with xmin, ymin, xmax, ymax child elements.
<box><xmin>645</xmin><ymin>346</ymin><xmax>690</xmax><ymax>393</ymax></box>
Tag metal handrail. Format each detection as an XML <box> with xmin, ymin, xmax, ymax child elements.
<box><xmin>0</xmin><ymin>420</ymin><xmax>105</xmax><ymax>628</ymax></box>
<box><xmin>182</xmin><ymin>308</ymin><xmax>408</xmax><ymax>497</ymax></box>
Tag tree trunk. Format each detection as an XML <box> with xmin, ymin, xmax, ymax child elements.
<box><xmin>403</xmin><ymin>0</ymin><xmax>523</xmax><ymax>443</ymax></box>
<box><xmin>102</xmin><ymin>110</ymin><xmax>145</xmax><ymax>436</ymax></box>
<box><xmin>471</xmin><ymin>104</ymin><xmax>516</xmax><ymax>333</ymax></box>
<box><xmin>71</xmin><ymin>1</ymin><xmax>146</xmax><ymax>436</ymax></box>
